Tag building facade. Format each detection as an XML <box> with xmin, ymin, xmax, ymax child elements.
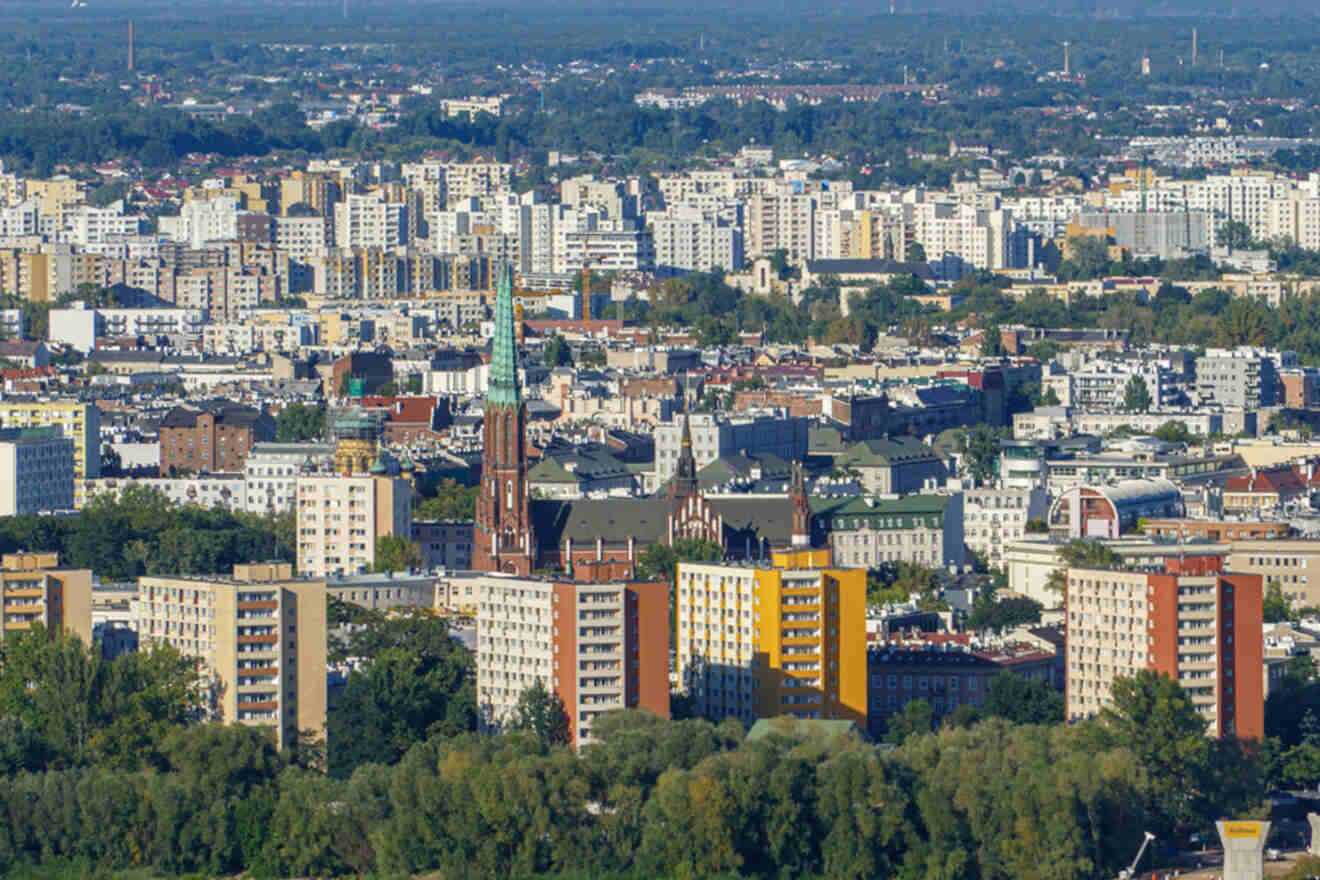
<box><xmin>136</xmin><ymin>562</ymin><xmax>327</xmax><ymax>749</ymax></box>
<box><xmin>0</xmin><ymin>426</ymin><xmax>74</xmax><ymax>515</ymax></box>
<box><xmin>159</xmin><ymin>404</ymin><xmax>275</xmax><ymax>475</ymax></box>
<box><xmin>1066</xmin><ymin>561</ymin><xmax>1263</xmax><ymax>739</ymax></box>
<box><xmin>476</xmin><ymin>575</ymin><xmax>669</xmax><ymax>746</ymax></box>
<box><xmin>675</xmin><ymin>552</ymin><xmax>868</xmax><ymax>726</ymax></box>
<box><xmin>0</xmin><ymin>400</ymin><xmax>100</xmax><ymax>506</ymax></box>
<box><xmin>0</xmin><ymin>551</ymin><xmax>92</xmax><ymax>643</ymax></box>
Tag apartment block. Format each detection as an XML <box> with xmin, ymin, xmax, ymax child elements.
<box><xmin>159</xmin><ymin>404</ymin><xmax>276</xmax><ymax>475</ymax></box>
<box><xmin>295</xmin><ymin>474</ymin><xmax>412</xmax><ymax>578</ymax></box>
<box><xmin>0</xmin><ymin>551</ymin><xmax>92</xmax><ymax>643</ymax></box>
<box><xmin>823</xmin><ymin>494</ymin><xmax>965</xmax><ymax>570</ymax></box>
<box><xmin>962</xmin><ymin>486</ymin><xmax>1049</xmax><ymax>570</ymax></box>
<box><xmin>0</xmin><ymin>426</ymin><xmax>74</xmax><ymax>515</ymax></box>
<box><xmin>1196</xmin><ymin>347</ymin><xmax>1277</xmax><ymax>409</ymax></box>
<box><xmin>675</xmin><ymin>552</ymin><xmax>867</xmax><ymax>726</ymax></box>
<box><xmin>1225</xmin><ymin>540</ymin><xmax>1320</xmax><ymax>608</ymax></box>
<box><xmin>0</xmin><ymin>400</ymin><xmax>100</xmax><ymax>507</ymax></box>
<box><xmin>1066</xmin><ymin>561</ymin><xmax>1263</xmax><ymax>739</ymax></box>
<box><xmin>476</xmin><ymin>576</ymin><xmax>669</xmax><ymax>746</ymax></box>
<box><xmin>136</xmin><ymin>562</ymin><xmax>327</xmax><ymax>749</ymax></box>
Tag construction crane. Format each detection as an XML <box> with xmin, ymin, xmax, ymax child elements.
<box><xmin>1117</xmin><ymin>831</ymin><xmax>1156</xmax><ymax>880</ymax></box>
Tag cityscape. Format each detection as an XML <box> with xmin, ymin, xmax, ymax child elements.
<box><xmin>6</xmin><ymin>1</ymin><xmax>1320</xmax><ymax>878</ymax></box>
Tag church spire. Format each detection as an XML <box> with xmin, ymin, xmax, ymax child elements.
<box><xmin>670</xmin><ymin>413</ymin><xmax>699</xmax><ymax>502</ymax></box>
<box><xmin>488</xmin><ymin>262</ymin><xmax>520</xmax><ymax>408</ymax></box>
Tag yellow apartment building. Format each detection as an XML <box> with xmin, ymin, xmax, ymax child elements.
<box><xmin>675</xmin><ymin>550</ymin><xmax>867</xmax><ymax>726</ymax></box>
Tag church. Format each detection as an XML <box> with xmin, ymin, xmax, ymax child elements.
<box><xmin>474</xmin><ymin>266</ymin><xmax>815</xmax><ymax>582</ymax></box>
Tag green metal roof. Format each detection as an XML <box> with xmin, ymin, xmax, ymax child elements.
<box><xmin>487</xmin><ymin>263</ymin><xmax>521</xmax><ymax>409</ymax></box>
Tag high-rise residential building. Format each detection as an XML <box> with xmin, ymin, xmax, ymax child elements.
<box><xmin>648</xmin><ymin>211</ymin><xmax>744</xmax><ymax>273</ymax></box>
<box><xmin>1066</xmin><ymin>558</ymin><xmax>1263</xmax><ymax>739</ymax></box>
<box><xmin>295</xmin><ymin>410</ymin><xmax>412</xmax><ymax>578</ymax></box>
<box><xmin>0</xmin><ymin>551</ymin><xmax>92</xmax><ymax>643</ymax></box>
<box><xmin>675</xmin><ymin>551</ymin><xmax>868</xmax><ymax>725</ymax></box>
<box><xmin>962</xmin><ymin>486</ymin><xmax>1049</xmax><ymax>570</ymax></box>
<box><xmin>0</xmin><ymin>400</ymin><xmax>100</xmax><ymax>507</ymax></box>
<box><xmin>334</xmin><ymin>192</ymin><xmax>408</xmax><ymax>250</ymax></box>
<box><xmin>136</xmin><ymin>562</ymin><xmax>328</xmax><ymax>749</ymax></box>
<box><xmin>476</xmin><ymin>575</ymin><xmax>669</xmax><ymax>747</ymax></box>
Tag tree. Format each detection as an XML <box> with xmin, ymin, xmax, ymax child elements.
<box><xmin>274</xmin><ymin>403</ymin><xmax>325</xmax><ymax>443</ymax></box>
<box><xmin>1102</xmin><ymin>670</ymin><xmax>1261</xmax><ymax>837</ymax></box>
<box><xmin>373</xmin><ymin>535</ymin><xmax>422</xmax><ymax>573</ymax></box>
<box><xmin>966</xmin><ymin>596</ymin><xmax>1043</xmax><ymax>633</ymax></box>
<box><xmin>508</xmin><ymin>680</ymin><xmax>571</xmax><ymax>747</ymax></box>
<box><xmin>883</xmin><ymin>698</ymin><xmax>933</xmax><ymax>745</ymax></box>
<box><xmin>1025</xmin><ymin>518</ymin><xmax>1048</xmax><ymax>534</ymax></box>
<box><xmin>1122</xmin><ymin>375</ymin><xmax>1152</xmax><ymax>412</ymax></box>
<box><xmin>1058</xmin><ymin>235</ymin><xmax>1114</xmax><ymax>281</ymax></box>
<box><xmin>327</xmin><ymin>612</ymin><xmax>476</xmax><ymax>777</ymax></box>
<box><xmin>905</xmin><ymin>242</ymin><xmax>927</xmax><ymax>263</ymax></box>
<box><xmin>1058</xmin><ymin>538</ymin><xmax>1121</xmax><ymax>569</ymax></box>
<box><xmin>635</xmin><ymin>537</ymin><xmax>723</xmax><ymax>583</ymax></box>
<box><xmin>1216</xmin><ymin>220</ymin><xmax>1254</xmax><ymax>251</ymax></box>
<box><xmin>543</xmin><ymin>333</ymin><xmax>573</xmax><ymax>368</ymax></box>
<box><xmin>1264</xmin><ymin>582</ymin><xmax>1296</xmax><ymax>624</ymax></box>
<box><xmin>982</xmin><ymin>671</ymin><xmax>1064</xmax><ymax>725</ymax></box>
<box><xmin>955</xmin><ymin>424</ymin><xmax>1002</xmax><ymax>486</ymax></box>
<box><xmin>415</xmin><ymin>479</ymin><xmax>478</xmax><ymax>522</ymax></box>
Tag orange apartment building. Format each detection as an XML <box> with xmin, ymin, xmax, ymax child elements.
<box><xmin>1066</xmin><ymin>555</ymin><xmax>1263</xmax><ymax>740</ymax></box>
<box><xmin>476</xmin><ymin>576</ymin><xmax>669</xmax><ymax>747</ymax></box>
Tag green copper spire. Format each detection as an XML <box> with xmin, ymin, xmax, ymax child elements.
<box><xmin>487</xmin><ymin>262</ymin><xmax>521</xmax><ymax>408</ymax></box>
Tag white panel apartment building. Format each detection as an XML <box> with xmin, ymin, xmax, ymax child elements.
<box><xmin>674</xmin><ymin>562</ymin><xmax>758</xmax><ymax>724</ymax></box>
<box><xmin>334</xmin><ymin>192</ymin><xmax>408</xmax><ymax>249</ymax></box>
<box><xmin>649</xmin><ymin>210</ymin><xmax>744</xmax><ymax>273</ymax></box>
<box><xmin>295</xmin><ymin>474</ymin><xmax>412</xmax><ymax>578</ymax></box>
<box><xmin>476</xmin><ymin>575</ymin><xmax>554</xmax><ymax>728</ymax></box>
<box><xmin>745</xmin><ymin>192</ymin><xmax>816</xmax><ymax>262</ymax></box>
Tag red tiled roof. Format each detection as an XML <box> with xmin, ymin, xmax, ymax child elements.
<box><xmin>357</xmin><ymin>395</ymin><xmax>439</xmax><ymax>426</ymax></box>
<box><xmin>1225</xmin><ymin>467</ymin><xmax>1307</xmax><ymax>494</ymax></box>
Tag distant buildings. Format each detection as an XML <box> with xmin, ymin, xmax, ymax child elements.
<box><xmin>0</xmin><ymin>400</ymin><xmax>100</xmax><ymax>506</ymax></box>
<box><xmin>159</xmin><ymin>403</ymin><xmax>275</xmax><ymax>475</ymax></box>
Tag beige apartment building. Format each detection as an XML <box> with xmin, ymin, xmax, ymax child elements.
<box><xmin>0</xmin><ymin>400</ymin><xmax>101</xmax><ymax>507</ymax></box>
<box><xmin>1226</xmin><ymin>540</ymin><xmax>1320</xmax><ymax>607</ymax></box>
<box><xmin>0</xmin><ymin>551</ymin><xmax>92</xmax><ymax>643</ymax></box>
<box><xmin>295</xmin><ymin>474</ymin><xmax>412</xmax><ymax>578</ymax></box>
<box><xmin>136</xmin><ymin>562</ymin><xmax>327</xmax><ymax>749</ymax></box>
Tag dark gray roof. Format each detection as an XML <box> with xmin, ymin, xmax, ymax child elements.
<box><xmin>532</xmin><ymin>494</ymin><xmax>798</xmax><ymax>550</ymax></box>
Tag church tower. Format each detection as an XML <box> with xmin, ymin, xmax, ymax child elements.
<box><xmin>669</xmin><ymin>413</ymin><xmax>699</xmax><ymax>504</ymax></box>
<box><xmin>790</xmin><ymin>460</ymin><xmax>811</xmax><ymax>548</ymax></box>
<box><xmin>474</xmin><ymin>264</ymin><xmax>535</xmax><ymax>575</ymax></box>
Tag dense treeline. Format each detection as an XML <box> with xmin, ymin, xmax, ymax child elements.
<box><xmin>0</xmin><ymin>616</ymin><xmax>1273</xmax><ymax>880</ymax></box>
<box><xmin>0</xmin><ymin>487</ymin><xmax>293</xmax><ymax>581</ymax></box>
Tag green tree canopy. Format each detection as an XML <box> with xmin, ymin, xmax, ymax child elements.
<box><xmin>373</xmin><ymin>534</ymin><xmax>422</xmax><ymax>573</ymax></box>
<box><xmin>1122</xmin><ymin>374</ymin><xmax>1153</xmax><ymax>412</ymax></box>
<box><xmin>274</xmin><ymin>403</ymin><xmax>326</xmax><ymax>443</ymax></box>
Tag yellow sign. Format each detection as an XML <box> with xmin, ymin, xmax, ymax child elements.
<box><xmin>1222</xmin><ymin>821</ymin><xmax>1262</xmax><ymax>839</ymax></box>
